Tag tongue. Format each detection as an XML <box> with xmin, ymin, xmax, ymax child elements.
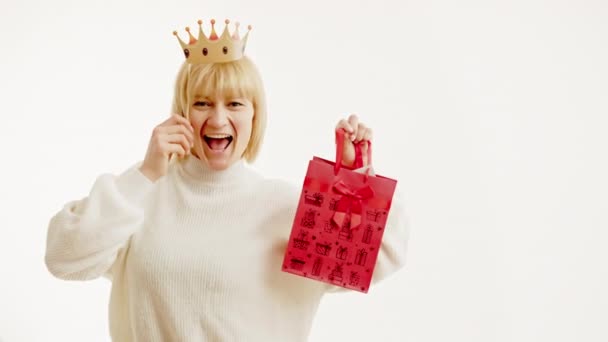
<box><xmin>208</xmin><ymin>138</ymin><xmax>230</xmax><ymax>150</ymax></box>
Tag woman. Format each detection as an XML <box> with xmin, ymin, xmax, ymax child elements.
<box><xmin>45</xmin><ymin>19</ymin><xmax>409</xmax><ymax>341</ymax></box>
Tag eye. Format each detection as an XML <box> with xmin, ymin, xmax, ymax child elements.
<box><xmin>229</xmin><ymin>101</ymin><xmax>243</xmax><ymax>107</ymax></box>
<box><xmin>194</xmin><ymin>101</ymin><xmax>211</xmax><ymax>107</ymax></box>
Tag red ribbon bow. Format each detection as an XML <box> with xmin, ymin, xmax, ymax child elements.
<box><xmin>331</xmin><ymin>180</ymin><xmax>375</xmax><ymax>231</ymax></box>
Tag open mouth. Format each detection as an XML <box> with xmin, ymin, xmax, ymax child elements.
<box><xmin>203</xmin><ymin>134</ymin><xmax>234</xmax><ymax>151</ymax></box>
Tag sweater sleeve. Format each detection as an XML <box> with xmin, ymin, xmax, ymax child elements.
<box><xmin>368</xmin><ymin>183</ymin><xmax>410</xmax><ymax>284</ymax></box>
<box><xmin>44</xmin><ymin>161</ymin><xmax>156</xmax><ymax>281</ymax></box>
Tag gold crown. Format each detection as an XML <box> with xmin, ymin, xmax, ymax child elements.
<box><xmin>173</xmin><ymin>19</ymin><xmax>252</xmax><ymax>64</ymax></box>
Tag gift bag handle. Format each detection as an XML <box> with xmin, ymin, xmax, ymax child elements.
<box><xmin>335</xmin><ymin>128</ymin><xmax>373</xmax><ymax>175</ymax></box>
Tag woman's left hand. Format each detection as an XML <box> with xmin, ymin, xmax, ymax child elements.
<box><xmin>335</xmin><ymin>114</ymin><xmax>372</xmax><ymax>168</ymax></box>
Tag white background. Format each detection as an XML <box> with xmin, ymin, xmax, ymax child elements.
<box><xmin>1</xmin><ymin>0</ymin><xmax>607</xmax><ymax>341</ymax></box>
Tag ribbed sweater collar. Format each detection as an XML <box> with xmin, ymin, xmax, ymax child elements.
<box><xmin>176</xmin><ymin>154</ymin><xmax>251</xmax><ymax>187</ymax></box>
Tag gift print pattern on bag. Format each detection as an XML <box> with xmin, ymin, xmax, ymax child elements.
<box><xmin>366</xmin><ymin>209</ymin><xmax>385</xmax><ymax>222</ymax></box>
<box><xmin>349</xmin><ymin>271</ymin><xmax>360</xmax><ymax>286</ymax></box>
<box><xmin>293</xmin><ymin>230</ymin><xmax>310</xmax><ymax>250</ymax></box>
<box><xmin>338</xmin><ymin>219</ymin><xmax>354</xmax><ymax>242</ymax></box>
<box><xmin>354</xmin><ymin>249</ymin><xmax>368</xmax><ymax>266</ymax></box>
<box><xmin>336</xmin><ymin>246</ymin><xmax>348</xmax><ymax>260</ymax></box>
<box><xmin>312</xmin><ymin>258</ymin><xmax>323</xmax><ymax>276</ymax></box>
<box><xmin>300</xmin><ymin>209</ymin><xmax>318</xmax><ymax>228</ymax></box>
<box><xmin>290</xmin><ymin>258</ymin><xmax>306</xmax><ymax>270</ymax></box>
<box><xmin>323</xmin><ymin>220</ymin><xmax>335</xmax><ymax>233</ymax></box>
<box><xmin>284</xmin><ymin>170</ymin><xmax>395</xmax><ymax>292</ymax></box>
<box><xmin>304</xmin><ymin>191</ymin><xmax>325</xmax><ymax>207</ymax></box>
<box><xmin>282</xmin><ymin>129</ymin><xmax>398</xmax><ymax>293</ymax></box>
<box><xmin>362</xmin><ymin>225</ymin><xmax>373</xmax><ymax>244</ymax></box>
<box><xmin>328</xmin><ymin>263</ymin><xmax>344</xmax><ymax>284</ymax></box>
<box><xmin>315</xmin><ymin>241</ymin><xmax>332</xmax><ymax>256</ymax></box>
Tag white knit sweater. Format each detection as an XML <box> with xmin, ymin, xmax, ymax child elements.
<box><xmin>45</xmin><ymin>154</ymin><xmax>409</xmax><ymax>341</ymax></box>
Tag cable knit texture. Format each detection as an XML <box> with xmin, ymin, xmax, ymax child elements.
<box><xmin>45</xmin><ymin>154</ymin><xmax>410</xmax><ymax>341</ymax></box>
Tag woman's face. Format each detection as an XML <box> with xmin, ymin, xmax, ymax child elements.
<box><xmin>188</xmin><ymin>93</ymin><xmax>254</xmax><ymax>171</ymax></box>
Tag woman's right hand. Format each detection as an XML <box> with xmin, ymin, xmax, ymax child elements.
<box><xmin>139</xmin><ymin>114</ymin><xmax>195</xmax><ymax>182</ymax></box>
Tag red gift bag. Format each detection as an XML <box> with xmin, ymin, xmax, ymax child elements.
<box><xmin>282</xmin><ymin>129</ymin><xmax>398</xmax><ymax>293</ymax></box>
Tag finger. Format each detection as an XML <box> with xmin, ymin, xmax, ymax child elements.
<box><xmin>168</xmin><ymin>113</ymin><xmax>194</xmax><ymax>132</ymax></box>
<box><xmin>360</xmin><ymin>139</ymin><xmax>369</xmax><ymax>151</ymax></box>
<box><xmin>355</xmin><ymin>124</ymin><xmax>367</xmax><ymax>143</ymax></box>
<box><xmin>336</xmin><ymin>119</ymin><xmax>355</xmax><ymax>143</ymax></box>
<box><xmin>166</xmin><ymin>133</ymin><xmax>192</xmax><ymax>153</ymax></box>
<box><xmin>347</xmin><ymin>115</ymin><xmax>359</xmax><ymax>141</ymax></box>
<box><xmin>155</xmin><ymin>125</ymin><xmax>194</xmax><ymax>147</ymax></box>
<box><xmin>160</xmin><ymin>113</ymin><xmax>184</xmax><ymax>126</ymax></box>
<box><xmin>163</xmin><ymin>125</ymin><xmax>195</xmax><ymax>145</ymax></box>
<box><xmin>362</xmin><ymin>127</ymin><xmax>373</xmax><ymax>142</ymax></box>
<box><xmin>179</xmin><ymin>115</ymin><xmax>195</xmax><ymax>133</ymax></box>
<box><xmin>359</xmin><ymin>140</ymin><xmax>369</xmax><ymax>165</ymax></box>
<box><xmin>336</xmin><ymin>119</ymin><xmax>354</xmax><ymax>134</ymax></box>
<box><xmin>164</xmin><ymin>142</ymin><xmax>187</xmax><ymax>158</ymax></box>
<box><xmin>347</xmin><ymin>114</ymin><xmax>359</xmax><ymax>127</ymax></box>
<box><xmin>170</xmin><ymin>116</ymin><xmax>195</xmax><ymax>142</ymax></box>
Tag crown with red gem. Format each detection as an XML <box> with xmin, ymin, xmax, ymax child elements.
<box><xmin>173</xmin><ymin>19</ymin><xmax>252</xmax><ymax>64</ymax></box>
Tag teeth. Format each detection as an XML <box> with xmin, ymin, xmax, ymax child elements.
<box><xmin>204</xmin><ymin>133</ymin><xmax>232</xmax><ymax>139</ymax></box>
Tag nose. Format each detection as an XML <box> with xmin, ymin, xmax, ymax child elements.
<box><xmin>206</xmin><ymin>105</ymin><xmax>229</xmax><ymax>128</ymax></box>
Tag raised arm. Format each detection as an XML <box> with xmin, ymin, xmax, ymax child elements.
<box><xmin>44</xmin><ymin>161</ymin><xmax>155</xmax><ymax>281</ymax></box>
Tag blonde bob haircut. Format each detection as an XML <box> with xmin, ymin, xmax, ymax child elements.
<box><xmin>171</xmin><ymin>56</ymin><xmax>267</xmax><ymax>163</ymax></box>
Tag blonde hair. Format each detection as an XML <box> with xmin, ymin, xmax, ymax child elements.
<box><xmin>171</xmin><ymin>56</ymin><xmax>267</xmax><ymax>163</ymax></box>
